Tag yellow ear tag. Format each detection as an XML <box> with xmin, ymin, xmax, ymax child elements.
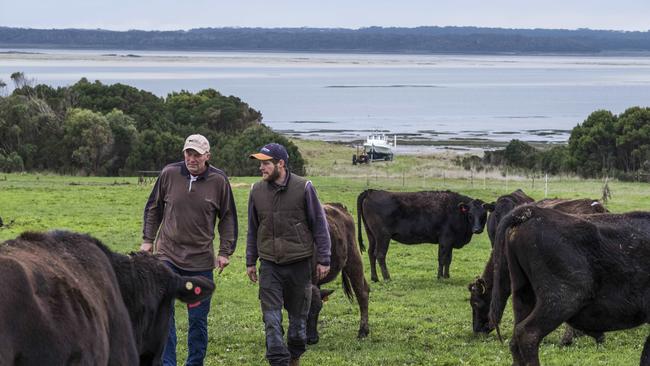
<box><xmin>185</xmin><ymin>282</ymin><xmax>194</xmax><ymax>291</ymax></box>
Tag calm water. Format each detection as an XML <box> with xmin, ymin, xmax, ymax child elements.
<box><xmin>2</xmin><ymin>49</ymin><xmax>650</xmax><ymax>151</ymax></box>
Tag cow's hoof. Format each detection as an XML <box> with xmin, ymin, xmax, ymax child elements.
<box><xmin>306</xmin><ymin>336</ymin><xmax>319</xmax><ymax>345</ymax></box>
<box><xmin>357</xmin><ymin>326</ymin><xmax>369</xmax><ymax>339</ymax></box>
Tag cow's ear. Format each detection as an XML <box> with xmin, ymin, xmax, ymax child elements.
<box><xmin>175</xmin><ymin>275</ymin><xmax>215</xmax><ymax>304</ymax></box>
<box><xmin>320</xmin><ymin>288</ymin><xmax>335</xmax><ymax>302</ymax></box>
<box><xmin>458</xmin><ymin>203</ymin><xmax>469</xmax><ymax>214</ymax></box>
<box><xmin>484</xmin><ymin>202</ymin><xmax>496</xmax><ymax>212</ymax></box>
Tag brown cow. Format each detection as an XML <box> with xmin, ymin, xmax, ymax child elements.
<box><xmin>0</xmin><ymin>231</ymin><xmax>215</xmax><ymax>366</ymax></box>
<box><xmin>469</xmin><ymin>197</ymin><xmax>607</xmax><ymax>344</ymax></box>
<box><xmin>307</xmin><ymin>203</ymin><xmax>370</xmax><ymax>343</ymax></box>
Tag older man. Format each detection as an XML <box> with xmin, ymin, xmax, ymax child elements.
<box><xmin>141</xmin><ymin>134</ymin><xmax>238</xmax><ymax>366</ymax></box>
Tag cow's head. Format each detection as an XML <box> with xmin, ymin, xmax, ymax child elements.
<box><xmin>467</xmin><ymin>277</ymin><xmax>493</xmax><ymax>334</ymax></box>
<box><xmin>459</xmin><ymin>199</ymin><xmax>490</xmax><ymax>234</ymax></box>
<box><xmin>113</xmin><ymin>252</ymin><xmax>216</xmax><ymax>364</ymax></box>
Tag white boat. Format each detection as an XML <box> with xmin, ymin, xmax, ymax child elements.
<box><xmin>363</xmin><ymin>133</ymin><xmax>396</xmax><ymax>160</ymax></box>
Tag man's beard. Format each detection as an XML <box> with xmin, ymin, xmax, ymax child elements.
<box><xmin>263</xmin><ymin>165</ymin><xmax>281</xmax><ymax>182</ymax></box>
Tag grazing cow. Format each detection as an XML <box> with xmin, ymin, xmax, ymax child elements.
<box><xmin>357</xmin><ymin>189</ymin><xmax>489</xmax><ymax>281</ymax></box>
<box><xmin>307</xmin><ymin>203</ymin><xmax>370</xmax><ymax>344</ymax></box>
<box><xmin>488</xmin><ymin>206</ymin><xmax>650</xmax><ymax>366</ymax></box>
<box><xmin>0</xmin><ymin>231</ymin><xmax>215</xmax><ymax>366</ymax></box>
<box><xmin>469</xmin><ymin>198</ymin><xmax>607</xmax><ymax>345</ymax></box>
<box><xmin>485</xmin><ymin>189</ymin><xmax>534</xmax><ymax>246</ymax></box>
<box><xmin>535</xmin><ymin>197</ymin><xmax>609</xmax><ymax>214</ymax></box>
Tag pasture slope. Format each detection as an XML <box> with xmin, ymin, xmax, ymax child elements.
<box><xmin>0</xmin><ymin>139</ymin><xmax>648</xmax><ymax>365</ymax></box>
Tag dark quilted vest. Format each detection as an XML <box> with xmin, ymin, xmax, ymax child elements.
<box><xmin>251</xmin><ymin>173</ymin><xmax>314</xmax><ymax>264</ymax></box>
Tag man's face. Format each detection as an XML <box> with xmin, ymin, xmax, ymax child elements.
<box><xmin>260</xmin><ymin>160</ymin><xmax>281</xmax><ymax>182</ymax></box>
<box><xmin>184</xmin><ymin>149</ymin><xmax>210</xmax><ymax>175</ymax></box>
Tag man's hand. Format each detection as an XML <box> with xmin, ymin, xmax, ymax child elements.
<box><xmin>140</xmin><ymin>242</ymin><xmax>153</xmax><ymax>252</ymax></box>
<box><xmin>215</xmin><ymin>255</ymin><xmax>230</xmax><ymax>274</ymax></box>
<box><xmin>316</xmin><ymin>264</ymin><xmax>330</xmax><ymax>281</ymax></box>
<box><xmin>246</xmin><ymin>265</ymin><xmax>258</xmax><ymax>283</ymax></box>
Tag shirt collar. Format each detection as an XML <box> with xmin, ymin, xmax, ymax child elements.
<box><xmin>180</xmin><ymin>162</ymin><xmax>211</xmax><ymax>179</ymax></box>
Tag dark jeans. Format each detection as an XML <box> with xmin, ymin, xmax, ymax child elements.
<box><xmin>163</xmin><ymin>262</ymin><xmax>214</xmax><ymax>366</ymax></box>
<box><xmin>259</xmin><ymin>259</ymin><xmax>312</xmax><ymax>366</ymax></box>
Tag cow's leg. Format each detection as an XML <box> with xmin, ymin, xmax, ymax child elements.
<box><xmin>306</xmin><ymin>285</ymin><xmax>322</xmax><ymax>345</ymax></box>
<box><xmin>588</xmin><ymin>331</ymin><xmax>605</xmax><ymax>344</ymax></box>
<box><xmin>640</xmin><ymin>333</ymin><xmax>650</xmax><ymax>366</ymax></box>
<box><xmin>437</xmin><ymin>243</ymin><xmax>452</xmax><ymax>279</ymax></box>
<box><xmin>376</xmin><ymin>236</ymin><xmax>391</xmax><ymax>281</ymax></box>
<box><xmin>511</xmin><ymin>297</ymin><xmax>577</xmax><ymax>366</ymax></box>
<box><xmin>443</xmin><ymin>248</ymin><xmax>453</xmax><ymax>278</ymax></box>
<box><xmin>367</xmin><ymin>233</ymin><xmax>379</xmax><ymax>282</ymax></box>
<box><xmin>343</xmin><ymin>251</ymin><xmax>370</xmax><ymax>338</ymax></box>
<box><xmin>509</xmin><ymin>281</ymin><xmax>536</xmax><ymax>365</ymax></box>
<box><xmin>507</xmin><ymin>254</ymin><xmax>564</xmax><ymax>366</ymax></box>
<box><xmin>510</xmin><ymin>309</ymin><xmax>558</xmax><ymax>366</ymax></box>
<box><xmin>560</xmin><ymin>324</ymin><xmax>607</xmax><ymax>346</ymax></box>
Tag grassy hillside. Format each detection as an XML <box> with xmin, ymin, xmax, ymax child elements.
<box><xmin>0</xmin><ymin>140</ymin><xmax>648</xmax><ymax>365</ymax></box>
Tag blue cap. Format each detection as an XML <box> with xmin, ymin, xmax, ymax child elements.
<box><xmin>249</xmin><ymin>143</ymin><xmax>289</xmax><ymax>163</ymax></box>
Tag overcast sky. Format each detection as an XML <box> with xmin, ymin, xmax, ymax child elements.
<box><xmin>1</xmin><ymin>0</ymin><xmax>648</xmax><ymax>32</ymax></box>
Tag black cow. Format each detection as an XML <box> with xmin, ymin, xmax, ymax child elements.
<box><xmin>307</xmin><ymin>203</ymin><xmax>370</xmax><ymax>344</ymax></box>
<box><xmin>357</xmin><ymin>189</ymin><xmax>489</xmax><ymax>281</ymax></box>
<box><xmin>0</xmin><ymin>231</ymin><xmax>214</xmax><ymax>366</ymax></box>
<box><xmin>535</xmin><ymin>197</ymin><xmax>609</xmax><ymax>214</ymax></box>
<box><xmin>489</xmin><ymin>206</ymin><xmax>650</xmax><ymax>366</ymax></box>
<box><xmin>469</xmin><ymin>198</ymin><xmax>607</xmax><ymax>344</ymax></box>
<box><xmin>485</xmin><ymin>189</ymin><xmax>534</xmax><ymax>246</ymax></box>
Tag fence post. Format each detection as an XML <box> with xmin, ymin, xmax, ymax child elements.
<box><xmin>544</xmin><ymin>173</ymin><xmax>548</xmax><ymax>198</ymax></box>
<box><xmin>531</xmin><ymin>174</ymin><xmax>535</xmax><ymax>190</ymax></box>
<box><xmin>483</xmin><ymin>170</ymin><xmax>487</xmax><ymax>190</ymax></box>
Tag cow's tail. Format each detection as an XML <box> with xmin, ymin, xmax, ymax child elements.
<box><xmin>356</xmin><ymin>190</ymin><xmax>369</xmax><ymax>253</ymax></box>
<box><xmin>488</xmin><ymin>205</ymin><xmax>535</xmax><ymax>341</ymax></box>
<box><xmin>341</xmin><ymin>270</ymin><xmax>354</xmax><ymax>302</ymax></box>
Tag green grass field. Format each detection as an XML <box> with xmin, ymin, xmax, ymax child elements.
<box><xmin>1</xmin><ymin>139</ymin><xmax>649</xmax><ymax>365</ymax></box>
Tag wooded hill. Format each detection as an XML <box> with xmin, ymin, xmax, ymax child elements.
<box><xmin>0</xmin><ymin>74</ymin><xmax>305</xmax><ymax>176</ymax></box>
<box><xmin>2</xmin><ymin>26</ymin><xmax>650</xmax><ymax>54</ymax></box>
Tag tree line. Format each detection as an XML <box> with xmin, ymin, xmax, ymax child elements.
<box><xmin>2</xmin><ymin>26</ymin><xmax>650</xmax><ymax>54</ymax></box>
<box><xmin>0</xmin><ymin>73</ymin><xmax>305</xmax><ymax>176</ymax></box>
<box><xmin>457</xmin><ymin>107</ymin><xmax>650</xmax><ymax>180</ymax></box>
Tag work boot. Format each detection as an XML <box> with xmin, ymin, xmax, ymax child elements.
<box><xmin>289</xmin><ymin>358</ymin><xmax>300</xmax><ymax>366</ymax></box>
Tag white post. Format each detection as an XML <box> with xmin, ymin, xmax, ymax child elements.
<box><xmin>545</xmin><ymin>173</ymin><xmax>548</xmax><ymax>198</ymax></box>
<box><xmin>483</xmin><ymin>170</ymin><xmax>487</xmax><ymax>189</ymax></box>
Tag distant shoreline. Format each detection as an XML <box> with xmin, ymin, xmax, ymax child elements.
<box><xmin>283</xmin><ymin>130</ymin><xmax>568</xmax><ymax>155</ymax></box>
<box><xmin>3</xmin><ymin>26</ymin><xmax>650</xmax><ymax>55</ymax></box>
<box><xmin>2</xmin><ymin>46</ymin><xmax>650</xmax><ymax>58</ymax></box>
